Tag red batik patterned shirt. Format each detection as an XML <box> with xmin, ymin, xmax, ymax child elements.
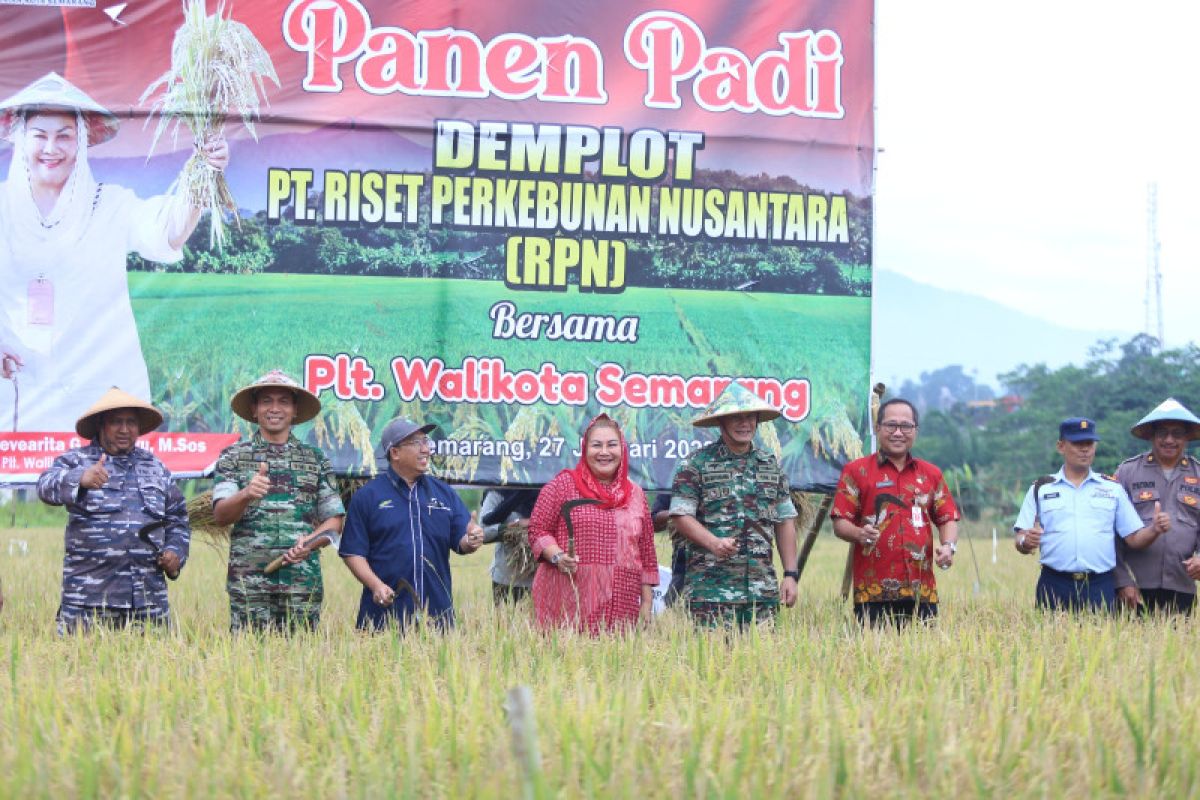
<box><xmin>831</xmin><ymin>453</ymin><xmax>960</xmax><ymax>604</ymax></box>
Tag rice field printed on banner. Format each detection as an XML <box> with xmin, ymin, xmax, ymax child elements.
<box><xmin>131</xmin><ymin>273</ymin><xmax>870</xmax><ymax>490</ymax></box>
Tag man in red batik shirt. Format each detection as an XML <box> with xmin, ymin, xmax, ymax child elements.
<box><xmin>831</xmin><ymin>398</ymin><xmax>960</xmax><ymax>626</ymax></box>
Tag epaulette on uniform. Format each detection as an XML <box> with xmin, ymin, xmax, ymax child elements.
<box><xmin>1101</xmin><ymin>473</ymin><xmax>1118</xmax><ymax>482</ymax></box>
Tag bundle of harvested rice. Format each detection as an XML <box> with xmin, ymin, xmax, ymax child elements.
<box><xmin>186</xmin><ymin>488</ymin><xmax>230</xmax><ymax>542</ymax></box>
<box><xmin>140</xmin><ymin>0</ymin><xmax>278</xmax><ymax>247</ymax></box>
<box><xmin>501</xmin><ymin>522</ymin><xmax>537</xmax><ymax>582</ymax></box>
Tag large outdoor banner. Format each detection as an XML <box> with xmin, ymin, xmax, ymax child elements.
<box><xmin>0</xmin><ymin>0</ymin><xmax>873</xmax><ymax>491</ymax></box>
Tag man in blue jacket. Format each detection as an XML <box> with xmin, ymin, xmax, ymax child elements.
<box><xmin>37</xmin><ymin>387</ymin><xmax>190</xmax><ymax>633</ymax></box>
<box><xmin>339</xmin><ymin>417</ymin><xmax>484</xmax><ymax>630</ymax></box>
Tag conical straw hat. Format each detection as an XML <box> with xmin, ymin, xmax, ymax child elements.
<box><xmin>1130</xmin><ymin>398</ymin><xmax>1200</xmax><ymax>441</ymax></box>
<box><xmin>692</xmin><ymin>382</ymin><xmax>782</xmax><ymax>428</ymax></box>
<box><xmin>0</xmin><ymin>71</ymin><xmax>120</xmax><ymax>146</ymax></box>
<box><xmin>75</xmin><ymin>387</ymin><xmax>163</xmax><ymax>439</ymax></box>
<box><xmin>230</xmin><ymin>369</ymin><xmax>322</xmax><ymax>425</ymax></box>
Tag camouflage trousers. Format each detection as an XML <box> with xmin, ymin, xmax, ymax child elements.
<box><xmin>686</xmin><ymin>600</ymin><xmax>778</xmax><ymax>628</ymax></box>
<box><xmin>230</xmin><ymin>593</ymin><xmax>321</xmax><ymax>633</ymax></box>
<box><xmin>57</xmin><ymin>603</ymin><xmax>169</xmax><ymax>635</ymax></box>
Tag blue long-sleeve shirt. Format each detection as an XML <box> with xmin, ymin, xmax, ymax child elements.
<box><xmin>38</xmin><ymin>444</ymin><xmax>190</xmax><ymax>612</ymax></box>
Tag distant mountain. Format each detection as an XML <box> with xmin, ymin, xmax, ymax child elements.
<box><xmin>872</xmin><ymin>269</ymin><xmax>1126</xmax><ymax>388</ymax></box>
<box><xmin>90</xmin><ymin>123</ymin><xmax>433</xmax><ymax>211</ymax></box>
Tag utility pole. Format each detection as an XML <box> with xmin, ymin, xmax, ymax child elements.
<box><xmin>1145</xmin><ymin>182</ymin><xmax>1164</xmax><ymax>347</ymax></box>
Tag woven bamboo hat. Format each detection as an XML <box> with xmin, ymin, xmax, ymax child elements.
<box><xmin>230</xmin><ymin>370</ymin><xmax>322</xmax><ymax>425</ymax></box>
<box><xmin>0</xmin><ymin>72</ymin><xmax>120</xmax><ymax>146</ymax></box>
<box><xmin>1130</xmin><ymin>398</ymin><xmax>1200</xmax><ymax>441</ymax></box>
<box><xmin>692</xmin><ymin>382</ymin><xmax>782</xmax><ymax>428</ymax></box>
<box><xmin>75</xmin><ymin>387</ymin><xmax>163</xmax><ymax>439</ymax></box>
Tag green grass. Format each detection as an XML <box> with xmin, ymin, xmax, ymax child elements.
<box><xmin>130</xmin><ymin>273</ymin><xmax>868</xmax><ymax>383</ymax></box>
<box><xmin>1</xmin><ymin>519</ymin><xmax>1197</xmax><ymax>797</ymax></box>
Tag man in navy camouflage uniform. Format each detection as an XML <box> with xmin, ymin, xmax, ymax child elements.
<box><xmin>670</xmin><ymin>383</ymin><xmax>799</xmax><ymax>626</ymax></box>
<box><xmin>37</xmin><ymin>387</ymin><xmax>190</xmax><ymax>633</ymax></box>
<box><xmin>213</xmin><ymin>370</ymin><xmax>344</xmax><ymax>632</ymax></box>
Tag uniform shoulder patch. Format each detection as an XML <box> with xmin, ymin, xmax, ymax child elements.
<box><xmin>1101</xmin><ymin>473</ymin><xmax>1118</xmax><ymax>482</ymax></box>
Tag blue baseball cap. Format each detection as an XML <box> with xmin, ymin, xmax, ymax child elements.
<box><xmin>379</xmin><ymin>417</ymin><xmax>437</xmax><ymax>453</ymax></box>
<box><xmin>1059</xmin><ymin>417</ymin><xmax>1099</xmax><ymax>442</ymax></box>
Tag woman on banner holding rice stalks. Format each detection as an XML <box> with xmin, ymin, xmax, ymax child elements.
<box><xmin>528</xmin><ymin>414</ymin><xmax>659</xmax><ymax>634</ymax></box>
<box><xmin>0</xmin><ymin>72</ymin><xmax>228</xmax><ymax>433</ymax></box>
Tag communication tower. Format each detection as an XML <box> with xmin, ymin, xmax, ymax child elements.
<box><xmin>1145</xmin><ymin>182</ymin><xmax>1164</xmax><ymax>346</ymax></box>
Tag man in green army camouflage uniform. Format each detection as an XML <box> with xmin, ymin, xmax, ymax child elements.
<box><xmin>670</xmin><ymin>383</ymin><xmax>799</xmax><ymax>626</ymax></box>
<box><xmin>212</xmin><ymin>370</ymin><xmax>344</xmax><ymax>632</ymax></box>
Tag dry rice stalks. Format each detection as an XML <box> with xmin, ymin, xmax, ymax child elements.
<box><xmin>501</xmin><ymin>522</ymin><xmax>537</xmax><ymax>582</ymax></box>
<box><xmin>186</xmin><ymin>488</ymin><xmax>230</xmax><ymax>542</ymax></box>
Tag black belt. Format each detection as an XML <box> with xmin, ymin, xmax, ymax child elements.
<box><xmin>1042</xmin><ymin>565</ymin><xmax>1109</xmax><ymax>582</ymax></box>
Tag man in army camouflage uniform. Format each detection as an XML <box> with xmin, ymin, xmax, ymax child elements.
<box><xmin>37</xmin><ymin>387</ymin><xmax>190</xmax><ymax>633</ymax></box>
<box><xmin>212</xmin><ymin>370</ymin><xmax>344</xmax><ymax>632</ymax></box>
<box><xmin>670</xmin><ymin>383</ymin><xmax>799</xmax><ymax>626</ymax></box>
<box><xmin>1115</xmin><ymin>398</ymin><xmax>1200</xmax><ymax>614</ymax></box>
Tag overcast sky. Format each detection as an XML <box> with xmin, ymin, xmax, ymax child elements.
<box><xmin>874</xmin><ymin>1</ymin><xmax>1198</xmax><ymax>349</ymax></box>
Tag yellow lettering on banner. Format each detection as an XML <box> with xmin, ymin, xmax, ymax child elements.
<box><xmin>429</xmin><ymin>178</ymin><xmax>649</xmax><ymax>235</ymax></box>
<box><xmin>320</xmin><ymin>170</ymin><xmax>424</xmax><ymax>224</ymax></box>
<box><xmin>266</xmin><ymin>168</ymin><xmax>315</xmax><ymax>222</ymax></box>
<box><xmin>505</xmin><ymin>236</ymin><xmax>626</xmax><ymax>292</ymax></box>
<box><xmin>324</xmin><ymin>171</ymin><xmax>349</xmax><ymax>221</ymax></box>
<box><xmin>436</xmin><ymin>121</ymin><xmax>704</xmax><ymax>181</ymax></box>
<box><xmin>828</xmin><ymin>195</ymin><xmax>849</xmax><ymax>243</ymax></box>
<box><xmin>656</xmin><ymin>187</ymin><xmax>848</xmax><ymax>243</ymax></box>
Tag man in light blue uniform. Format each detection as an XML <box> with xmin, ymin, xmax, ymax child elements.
<box><xmin>1013</xmin><ymin>417</ymin><xmax>1168</xmax><ymax>611</ymax></box>
<box><xmin>339</xmin><ymin>417</ymin><xmax>484</xmax><ymax>630</ymax></box>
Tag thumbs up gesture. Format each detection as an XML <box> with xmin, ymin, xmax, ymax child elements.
<box><xmin>1152</xmin><ymin>501</ymin><xmax>1171</xmax><ymax>535</ymax></box>
<box><xmin>80</xmin><ymin>453</ymin><xmax>109</xmax><ymax>490</ymax></box>
<box><xmin>460</xmin><ymin>511</ymin><xmax>484</xmax><ymax>553</ymax></box>
<box><xmin>244</xmin><ymin>462</ymin><xmax>271</xmax><ymax>501</ymax></box>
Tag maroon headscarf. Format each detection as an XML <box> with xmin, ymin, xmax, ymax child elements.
<box><xmin>567</xmin><ymin>413</ymin><xmax>635</xmax><ymax>510</ymax></box>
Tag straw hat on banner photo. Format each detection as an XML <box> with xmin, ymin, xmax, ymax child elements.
<box><xmin>0</xmin><ymin>72</ymin><xmax>120</xmax><ymax>146</ymax></box>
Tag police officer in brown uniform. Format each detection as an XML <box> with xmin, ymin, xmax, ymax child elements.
<box><xmin>1115</xmin><ymin>399</ymin><xmax>1200</xmax><ymax>614</ymax></box>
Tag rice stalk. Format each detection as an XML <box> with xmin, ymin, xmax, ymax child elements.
<box><xmin>435</xmin><ymin>405</ymin><xmax>490</xmax><ymax>483</ymax></box>
<box><xmin>311</xmin><ymin>401</ymin><xmax>376</xmax><ymax>474</ymax></box>
<box><xmin>500</xmin><ymin>406</ymin><xmax>542</xmax><ymax>485</ymax></box>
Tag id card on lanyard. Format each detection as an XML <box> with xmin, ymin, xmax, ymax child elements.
<box><xmin>28</xmin><ymin>277</ymin><xmax>53</xmax><ymax>325</ymax></box>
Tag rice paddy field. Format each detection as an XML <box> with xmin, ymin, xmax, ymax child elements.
<box><xmin>1</xmin><ymin>515</ymin><xmax>1198</xmax><ymax>798</ymax></box>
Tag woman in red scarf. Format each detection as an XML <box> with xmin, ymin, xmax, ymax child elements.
<box><xmin>528</xmin><ymin>414</ymin><xmax>659</xmax><ymax>633</ymax></box>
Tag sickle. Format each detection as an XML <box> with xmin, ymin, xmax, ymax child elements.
<box><xmin>873</xmin><ymin>492</ymin><xmax>907</xmax><ymax>521</ymax></box>
<box><xmin>1031</xmin><ymin>475</ymin><xmax>1056</xmax><ymax>526</ymax></box>
<box><xmin>136</xmin><ymin>519</ymin><xmax>178</xmax><ymax>581</ymax></box>
<box><xmin>560</xmin><ymin>498</ymin><xmax>601</xmax><ymax>558</ymax></box>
